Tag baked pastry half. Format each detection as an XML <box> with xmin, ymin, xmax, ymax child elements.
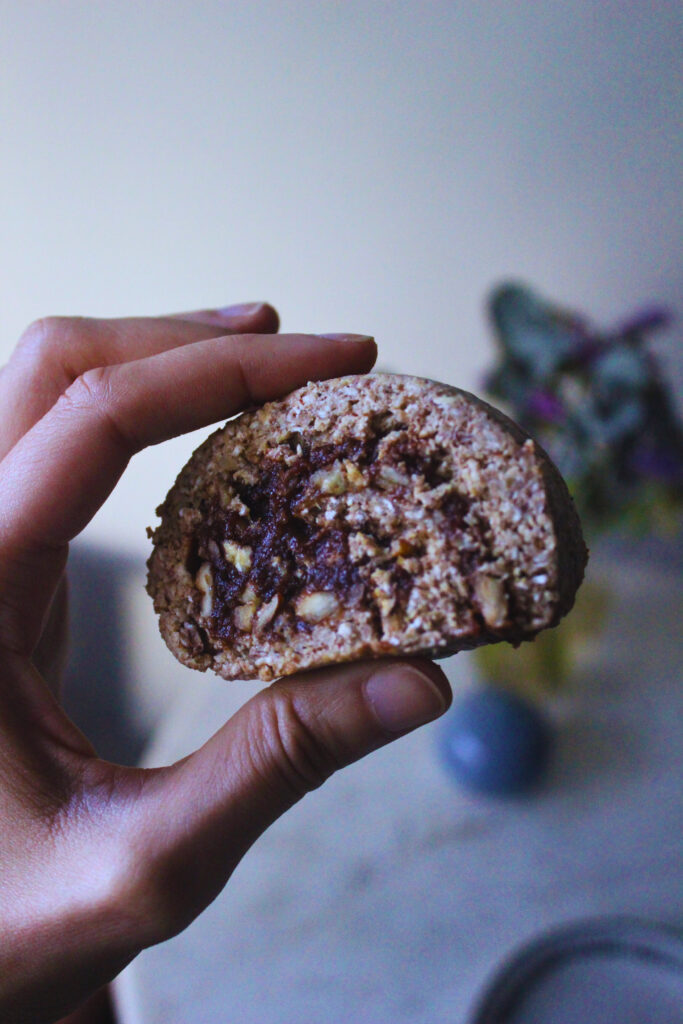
<box><xmin>147</xmin><ymin>374</ymin><xmax>587</xmax><ymax>681</ymax></box>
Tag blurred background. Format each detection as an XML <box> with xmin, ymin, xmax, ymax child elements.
<box><xmin>1</xmin><ymin>3</ymin><xmax>682</xmax><ymax>1022</ymax></box>
<box><xmin>1</xmin><ymin>1</ymin><xmax>681</xmax><ymax>559</ymax></box>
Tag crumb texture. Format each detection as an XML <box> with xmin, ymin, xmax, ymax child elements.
<box><xmin>147</xmin><ymin>374</ymin><xmax>587</xmax><ymax>681</ymax></box>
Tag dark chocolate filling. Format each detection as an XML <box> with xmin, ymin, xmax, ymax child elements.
<box><xmin>192</xmin><ymin>430</ymin><xmax>486</xmax><ymax>645</ymax></box>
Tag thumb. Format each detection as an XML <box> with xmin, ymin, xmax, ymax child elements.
<box><xmin>127</xmin><ymin>659</ymin><xmax>450</xmax><ymax>944</ymax></box>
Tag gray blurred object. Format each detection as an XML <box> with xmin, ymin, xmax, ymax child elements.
<box><xmin>470</xmin><ymin>917</ymin><xmax>683</xmax><ymax>1024</ymax></box>
<box><xmin>62</xmin><ymin>543</ymin><xmax>147</xmax><ymax>765</ymax></box>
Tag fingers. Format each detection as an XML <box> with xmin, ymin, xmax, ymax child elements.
<box><xmin>31</xmin><ymin>576</ymin><xmax>70</xmax><ymax>698</ymax></box>
<box><xmin>0</xmin><ymin>654</ymin><xmax>447</xmax><ymax>1017</ymax></box>
<box><xmin>0</xmin><ymin>303</ymin><xmax>279</xmax><ymax>459</ymax></box>
<box><xmin>0</xmin><ymin>333</ymin><xmax>376</xmax><ymax>548</ymax></box>
<box><xmin>120</xmin><ymin>658</ymin><xmax>451</xmax><ymax>943</ymax></box>
<box><xmin>0</xmin><ymin>333</ymin><xmax>376</xmax><ymax>654</ymax></box>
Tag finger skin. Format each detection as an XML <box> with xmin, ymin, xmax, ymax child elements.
<box><xmin>0</xmin><ymin>305</ymin><xmax>279</xmax><ymax>690</ymax></box>
<box><xmin>0</xmin><ymin>656</ymin><xmax>449</xmax><ymax>1022</ymax></box>
<box><xmin>31</xmin><ymin>575</ymin><xmax>69</xmax><ymax>699</ymax></box>
<box><xmin>0</xmin><ymin>303</ymin><xmax>279</xmax><ymax>460</ymax></box>
<box><xmin>0</xmin><ymin>333</ymin><xmax>376</xmax><ymax>655</ymax></box>
<box><xmin>0</xmin><ymin>314</ymin><xmax>416</xmax><ymax>1024</ymax></box>
<box><xmin>0</xmin><ymin>333</ymin><xmax>376</xmax><ymax>548</ymax></box>
<box><xmin>95</xmin><ymin>658</ymin><xmax>452</xmax><ymax>945</ymax></box>
<box><xmin>54</xmin><ymin>986</ymin><xmax>114</xmax><ymax>1024</ymax></box>
<box><xmin>168</xmin><ymin>302</ymin><xmax>279</xmax><ymax>332</ymax></box>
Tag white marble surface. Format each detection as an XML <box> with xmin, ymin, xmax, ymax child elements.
<box><xmin>114</xmin><ymin>554</ymin><xmax>682</xmax><ymax>1024</ymax></box>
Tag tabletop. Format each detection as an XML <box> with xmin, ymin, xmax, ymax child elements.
<box><xmin>113</xmin><ymin>550</ymin><xmax>682</xmax><ymax>1024</ymax></box>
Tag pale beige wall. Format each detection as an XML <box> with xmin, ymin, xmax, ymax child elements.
<box><xmin>2</xmin><ymin>1</ymin><xmax>681</xmax><ymax>553</ymax></box>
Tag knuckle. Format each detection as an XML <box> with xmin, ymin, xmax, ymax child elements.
<box><xmin>16</xmin><ymin>315</ymin><xmax>91</xmax><ymax>369</ymax></box>
<box><xmin>86</xmin><ymin>771</ymin><xmax>194</xmax><ymax>946</ymax></box>
<box><xmin>57</xmin><ymin>366</ymin><xmax>135</xmax><ymax>454</ymax></box>
<box><xmin>128</xmin><ymin>852</ymin><xmax>194</xmax><ymax>944</ymax></box>
<box><xmin>62</xmin><ymin>364</ymin><xmax>113</xmax><ymax>409</ymax></box>
<box><xmin>17</xmin><ymin>316</ymin><xmax>64</xmax><ymax>354</ymax></box>
<box><xmin>253</xmin><ymin>688</ymin><xmax>343</xmax><ymax>801</ymax></box>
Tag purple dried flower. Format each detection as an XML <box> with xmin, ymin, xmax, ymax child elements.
<box><xmin>629</xmin><ymin>444</ymin><xmax>683</xmax><ymax>484</ymax></box>
<box><xmin>618</xmin><ymin>306</ymin><xmax>672</xmax><ymax>337</ymax></box>
<box><xmin>526</xmin><ymin>389</ymin><xmax>566</xmax><ymax>424</ymax></box>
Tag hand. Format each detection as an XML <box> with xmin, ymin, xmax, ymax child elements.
<box><xmin>0</xmin><ymin>304</ymin><xmax>451</xmax><ymax>1023</ymax></box>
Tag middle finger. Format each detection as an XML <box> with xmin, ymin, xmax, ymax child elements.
<box><xmin>0</xmin><ymin>302</ymin><xmax>279</xmax><ymax>459</ymax></box>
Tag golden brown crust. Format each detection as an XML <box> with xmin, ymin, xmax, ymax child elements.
<box><xmin>147</xmin><ymin>374</ymin><xmax>587</xmax><ymax>681</ymax></box>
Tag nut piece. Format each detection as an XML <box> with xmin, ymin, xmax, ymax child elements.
<box><xmin>348</xmin><ymin>532</ymin><xmax>383</xmax><ymax>562</ymax></box>
<box><xmin>180</xmin><ymin>620</ymin><xmax>205</xmax><ymax>655</ymax></box>
<box><xmin>474</xmin><ymin>573</ymin><xmax>508</xmax><ymax>629</ymax></box>
<box><xmin>222</xmin><ymin>540</ymin><xmax>252</xmax><ymax>572</ymax></box>
<box><xmin>233</xmin><ymin>466</ymin><xmax>258</xmax><ymax>485</ymax></box>
<box><xmin>195</xmin><ymin>562</ymin><xmax>214</xmax><ymax>617</ymax></box>
<box><xmin>343</xmin><ymin>460</ymin><xmax>366</xmax><ymax>489</ymax></box>
<box><xmin>371</xmin><ymin>568</ymin><xmax>396</xmax><ymax>617</ymax></box>
<box><xmin>391</xmin><ymin>537</ymin><xmax>419</xmax><ymax>557</ymax></box>
<box><xmin>376</xmin><ymin>464</ymin><xmax>410</xmax><ymax>489</ymax></box>
<box><xmin>234</xmin><ymin>582</ymin><xmax>259</xmax><ymax>632</ymax></box>
<box><xmin>254</xmin><ymin>594</ymin><xmax>280</xmax><ymax>634</ymax></box>
<box><xmin>234</xmin><ymin>603</ymin><xmax>256</xmax><ymax>631</ymax></box>
<box><xmin>295</xmin><ymin>591</ymin><xmax>340</xmax><ymax>624</ymax></box>
<box><xmin>311</xmin><ymin>462</ymin><xmax>347</xmax><ymax>495</ymax></box>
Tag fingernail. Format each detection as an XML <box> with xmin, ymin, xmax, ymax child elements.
<box><xmin>364</xmin><ymin>666</ymin><xmax>447</xmax><ymax>733</ymax></box>
<box><xmin>216</xmin><ymin>302</ymin><xmax>267</xmax><ymax>318</ymax></box>
<box><xmin>319</xmin><ymin>333</ymin><xmax>374</xmax><ymax>343</ymax></box>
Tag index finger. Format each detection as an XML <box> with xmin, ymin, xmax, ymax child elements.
<box><xmin>0</xmin><ymin>332</ymin><xmax>376</xmax><ymax>654</ymax></box>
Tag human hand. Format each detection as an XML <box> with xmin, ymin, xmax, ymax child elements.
<box><xmin>0</xmin><ymin>304</ymin><xmax>451</xmax><ymax>1023</ymax></box>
